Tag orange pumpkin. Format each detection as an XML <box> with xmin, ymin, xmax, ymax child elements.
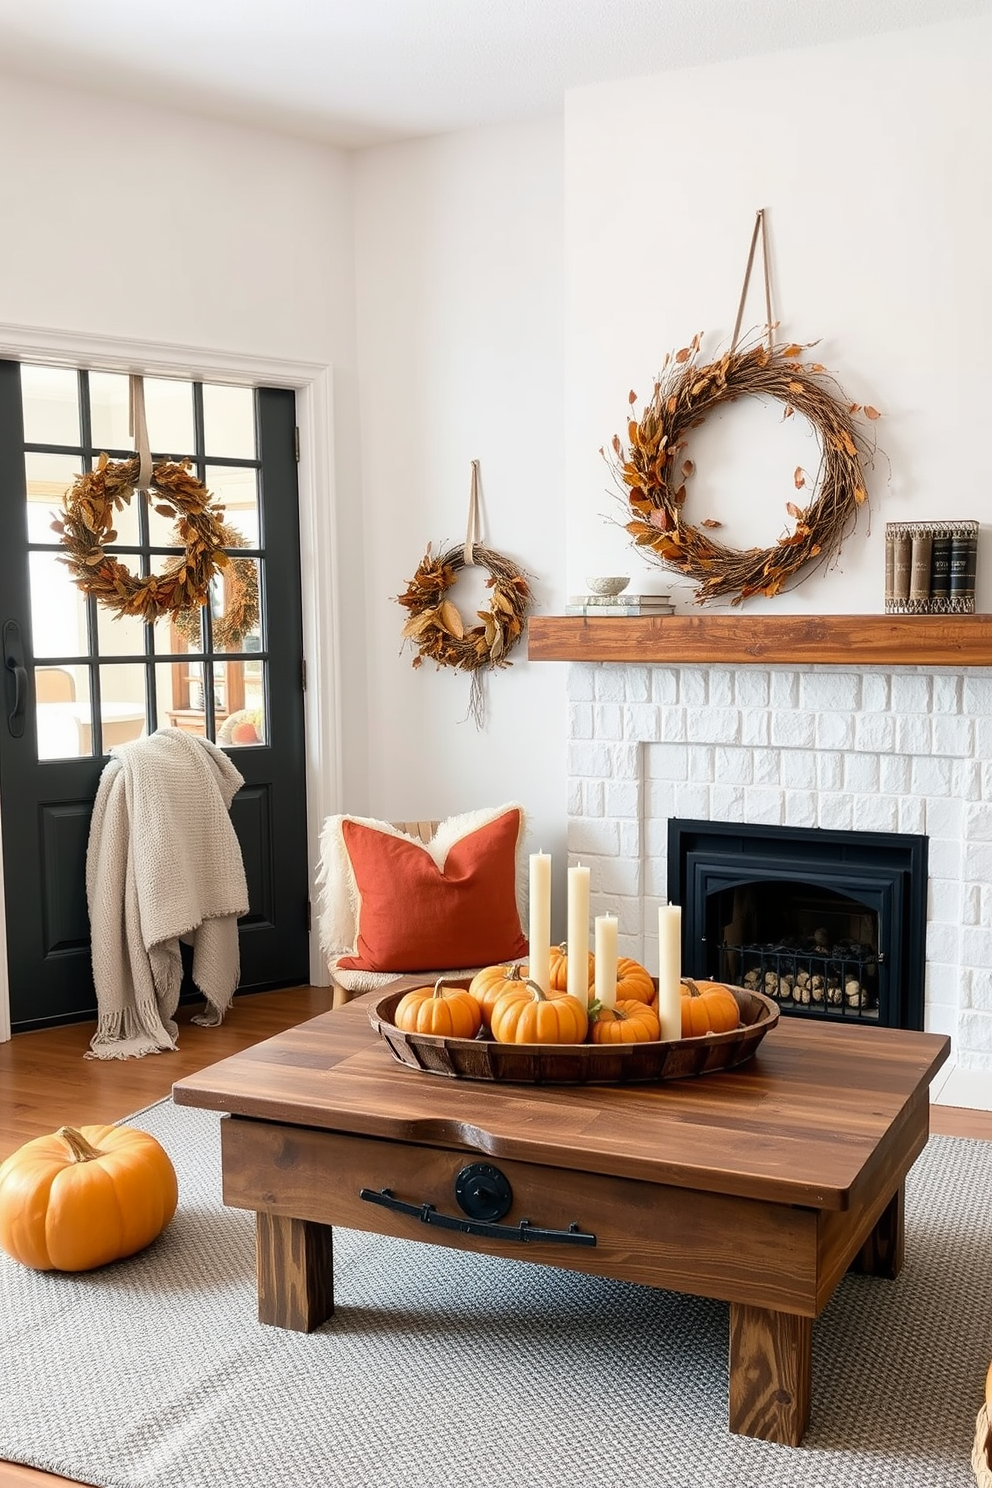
<box><xmin>517</xmin><ymin>945</ymin><xmax>595</xmax><ymax>996</ymax></box>
<box><xmin>588</xmin><ymin>999</ymin><xmax>661</xmax><ymax>1044</ymax></box>
<box><xmin>468</xmin><ymin>962</ymin><xmax>530</xmax><ymax>1030</ymax></box>
<box><xmin>490</xmin><ymin>979</ymin><xmax>589</xmax><ymax>1045</ymax></box>
<box><xmin>548</xmin><ymin>943</ymin><xmax>595</xmax><ymax>994</ymax></box>
<box><xmin>613</xmin><ymin>957</ymin><xmax>655</xmax><ymax>1004</ymax></box>
<box><xmin>393</xmin><ymin>978</ymin><xmax>483</xmax><ymax>1039</ymax></box>
<box><xmin>0</xmin><ymin>1123</ymin><xmax>178</xmax><ymax>1272</ymax></box>
<box><xmin>680</xmin><ymin>978</ymin><xmax>741</xmax><ymax>1037</ymax></box>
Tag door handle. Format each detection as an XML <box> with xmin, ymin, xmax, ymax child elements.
<box><xmin>3</xmin><ymin>619</ymin><xmax>27</xmax><ymax>738</ymax></box>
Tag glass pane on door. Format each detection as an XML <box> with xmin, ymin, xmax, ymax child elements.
<box><xmin>155</xmin><ymin>659</ymin><xmax>206</xmax><ymax>738</ymax></box>
<box><xmin>217</xmin><ymin>659</ymin><xmax>267</xmax><ymax>747</ymax></box>
<box><xmin>205</xmin><ymin>464</ymin><xmax>259</xmax><ymax>545</ymax></box>
<box><xmin>29</xmin><ymin>551</ymin><xmax>88</xmax><ymax>659</ymax></box>
<box><xmin>89</xmin><ymin>371</ymin><xmax>132</xmax><ymax>453</ymax></box>
<box><xmin>202</xmin><ymin>384</ymin><xmax>256</xmax><ymax>459</ymax></box>
<box><xmin>142</xmin><ymin>377</ymin><xmax>194</xmax><ymax>458</ymax></box>
<box><xmin>24</xmin><ymin>452</ymin><xmax>88</xmax><ymax>541</ymax></box>
<box><xmin>35</xmin><ymin>664</ymin><xmax>88</xmax><ymax>760</ymax></box>
<box><xmin>20</xmin><ymin>365</ymin><xmax>80</xmax><ymax>446</ymax></box>
<box><xmin>95</xmin><ymin>664</ymin><xmax>147</xmax><ymax>755</ymax></box>
<box><xmin>154</xmin><ymin>607</ymin><xmax>204</xmax><ymax>657</ymax></box>
<box><xmin>210</xmin><ymin>557</ymin><xmax>262</xmax><ymax>654</ymax></box>
<box><xmin>145</xmin><ymin>503</ymin><xmax>187</xmax><ymax>551</ymax></box>
<box><xmin>97</xmin><ymin>601</ymin><xmax>147</xmax><ymax>659</ymax></box>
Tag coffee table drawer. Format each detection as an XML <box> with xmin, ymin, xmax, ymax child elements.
<box><xmin>220</xmin><ymin>1115</ymin><xmax>822</xmax><ymax>1314</ymax></box>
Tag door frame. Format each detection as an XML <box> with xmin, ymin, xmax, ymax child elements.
<box><xmin>0</xmin><ymin>321</ymin><xmax>344</xmax><ymax>1039</ymax></box>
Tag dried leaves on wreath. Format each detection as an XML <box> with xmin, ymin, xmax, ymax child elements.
<box><xmin>52</xmin><ymin>453</ymin><xmax>230</xmax><ymax>623</ymax></box>
<box><xmin>396</xmin><ymin>543</ymin><xmax>531</xmax><ymax>674</ymax></box>
<box><xmin>172</xmin><ymin>521</ymin><xmax>260</xmax><ymax>651</ymax></box>
<box><xmin>605</xmin><ymin>335</ymin><xmax>880</xmax><ymax>606</ymax></box>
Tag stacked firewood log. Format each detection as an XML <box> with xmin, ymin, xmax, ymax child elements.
<box><xmin>740</xmin><ymin>965</ymin><xmax>872</xmax><ymax>1009</ymax></box>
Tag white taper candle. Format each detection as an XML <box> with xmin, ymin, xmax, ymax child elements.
<box><xmin>528</xmin><ymin>852</ymin><xmax>552</xmax><ymax>995</ymax></box>
<box><xmin>566</xmin><ymin>863</ymin><xmax>591</xmax><ymax>1007</ymax></box>
<box><xmin>594</xmin><ymin>913</ymin><xmax>618</xmax><ymax>1009</ymax></box>
<box><xmin>657</xmin><ymin>903</ymin><xmax>683</xmax><ymax>1041</ymax></box>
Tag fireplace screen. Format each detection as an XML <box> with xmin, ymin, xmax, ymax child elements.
<box><xmin>668</xmin><ymin>820</ymin><xmax>928</xmax><ymax>1030</ymax></box>
<box><xmin>714</xmin><ymin>880</ymin><xmax>879</xmax><ymax>1018</ymax></box>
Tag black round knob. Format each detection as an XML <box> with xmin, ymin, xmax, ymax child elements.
<box><xmin>454</xmin><ymin>1162</ymin><xmax>512</xmax><ymax>1221</ymax></box>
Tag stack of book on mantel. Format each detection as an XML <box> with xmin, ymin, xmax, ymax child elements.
<box><xmin>564</xmin><ymin>593</ymin><xmax>676</xmax><ymax>617</ymax></box>
<box><xmin>884</xmin><ymin>520</ymin><xmax>978</xmax><ymax>614</ymax></box>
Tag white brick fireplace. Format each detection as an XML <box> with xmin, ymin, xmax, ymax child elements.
<box><xmin>566</xmin><ymin>660</ymin><xmax>992</xmax><ymax>1107</ymax></box>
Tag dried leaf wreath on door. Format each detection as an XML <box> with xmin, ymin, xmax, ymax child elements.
<box><xmin>396</xmin><ymin>460</ymin><xmax>531</xmax><ymax>728</ymax></box>
<box><xmin>53</xmin><ymin>375</ymin><xmax>230</xmax><ymax>624</ymax></box>
<box><xmin>608</xmin><ymin>210</ymin><xmax>880</xmax><ymax>606</ymax></box>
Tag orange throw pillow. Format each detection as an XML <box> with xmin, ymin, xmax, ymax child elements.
<box><xmin>334</xmin><ymin>808</ymin><xmax>528</xmax><ymax>973</ymax></box>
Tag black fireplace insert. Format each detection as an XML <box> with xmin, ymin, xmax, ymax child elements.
<box><xmin>667</xmin><ymin>819</ymin><xmax>928</xmax><ymax>1030</ymax></box>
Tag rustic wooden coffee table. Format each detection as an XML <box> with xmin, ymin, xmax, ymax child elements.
<box><xmin>173</xmin><ymin>987</ymin><xmax>949</xmax><ymax>1445</ymax></box>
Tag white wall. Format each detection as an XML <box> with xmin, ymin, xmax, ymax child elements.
<box><xmin>0</xmin><ymin>72</ymin><xmax>356</xmax><ymax>363</ymax></box>
<box><xmin>564</xmin><ymin>14</ymin><xmax>992</xmax><ymax>611</ymax></box>
<box><xmin>352</xmin><ymin>120</ymin><xmax>569</xmax><ymax>926</ymax></box>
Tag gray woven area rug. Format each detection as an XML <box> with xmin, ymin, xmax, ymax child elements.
<box><xmin>1</xmin><ymin>1101</ymin><xmax>990</xmax><ymax>1488</ymax></box>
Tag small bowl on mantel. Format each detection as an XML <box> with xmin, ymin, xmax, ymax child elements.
<box><xmin>585</xmin><ymin>576</ymin><xmax>630</xmax><ymax>598</ymax></box>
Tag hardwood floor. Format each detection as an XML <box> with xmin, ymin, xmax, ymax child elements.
<box><xmin>0</xmin><ymin>984</ymin><xmax>335</xmax><ymax>1161</ymax></box>
<box><xmin>0</xmin><ymin>986</ymin><xmax>989</xmax><ymax>1488</ymax></box>
<box><xmin>929</xmin><ymin>1101</ymin><xmax>992</xmax><ymax>1140</ymax></box>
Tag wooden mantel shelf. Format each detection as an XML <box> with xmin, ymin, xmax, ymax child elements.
<box><xmin>527</xmin><ymin>613</ymin><xmax>992</xmax><ymax>667</ymax></box>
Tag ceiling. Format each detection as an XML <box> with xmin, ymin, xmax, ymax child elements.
<box><xmin>0</xmin><ymin>0</ymin><xmax>988</xmax><ymax>149</ymax></box>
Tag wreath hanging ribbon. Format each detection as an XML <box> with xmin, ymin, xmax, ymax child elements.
<box><xmin>130</xmin><ymin>375</ymin><xmax>153</xmax><ymax>496</ymax></box>
<box><xmin>396</xmin><ymin>460</ymin><xmax>531</xmax><ymax>728</ymax></box>
<box><xmin>610</xmin><ymin>209</ymin><xmax>879</xmax><ymax>606</ymax></box>
<box><xmin>53</xmin><ymin>375</ymin><xmax>231</xmax><ymax>624</ymax></box>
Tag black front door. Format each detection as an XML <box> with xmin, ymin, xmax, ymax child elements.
<box><xmin>0</xmin><ymin>360</ymin><xmax>310</xmax><ymax>1031</ymax></box>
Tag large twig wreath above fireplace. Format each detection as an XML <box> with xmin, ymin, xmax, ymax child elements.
<box><xmin>607</xmin><ymin>332</ymin><xmax>880</xmax><ymax>607</ymax></box>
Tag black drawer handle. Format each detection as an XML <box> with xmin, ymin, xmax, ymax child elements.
<box><xmin>359</xmin><ymin>1187</ymin><xmax>596</xmax><ymax>1247</ymax></box>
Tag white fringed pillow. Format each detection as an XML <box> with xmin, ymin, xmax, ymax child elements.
<box><xmin>315</xmin><ymin>803</ymin><xmax>528</xmax><ymax>975</ymax></box>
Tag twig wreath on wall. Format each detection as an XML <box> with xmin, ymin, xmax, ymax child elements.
<box><xmin>607</xmin><ymin>211</ymin><xmax>880</xmax><ymax>606</ymax></box>
<box><xmin>396</xmin><ymin>460</ymin><xmax>532</xmax><ymax>728</ymax></box>
<box><xmin>54</xmin><ymin>377</ymin><xmax>230</xmax><ymax>623</ymax></box>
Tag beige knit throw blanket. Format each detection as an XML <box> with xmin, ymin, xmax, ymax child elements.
<box><xmin>85</xmin><ymin>728</ymin><xmax>250</xmax><ymax>1060</ymax></box>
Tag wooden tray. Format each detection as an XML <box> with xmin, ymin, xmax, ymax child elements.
<box><xmin>368</xmin><ymin>982</ymin><xmax>779</xmax><ymax>1085</ymax></box>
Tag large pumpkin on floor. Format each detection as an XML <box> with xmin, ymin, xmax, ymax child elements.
<box><xmin>588</xmin><ymin>999</ymin><xmax>661</xmax><ymax>1044</ymax></box>
<box><xmin>680</xmin><ymin>978</ymin><xmax>741</xmax><ymax>1037</ymax></box>
<box><xmin>393</xmin><ymin>979</ymin><xmax>483</xmax><ymax>1038</ymax></box>
<box><xmin>490</xmin><ymin>980</ymin><xmax>589</xmax><ymax>1045</ymax></box>
<box><xmin>0</xmin><ymin>1123</ymin><xmax>178</xmax><ymax>1272</ymax></box>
